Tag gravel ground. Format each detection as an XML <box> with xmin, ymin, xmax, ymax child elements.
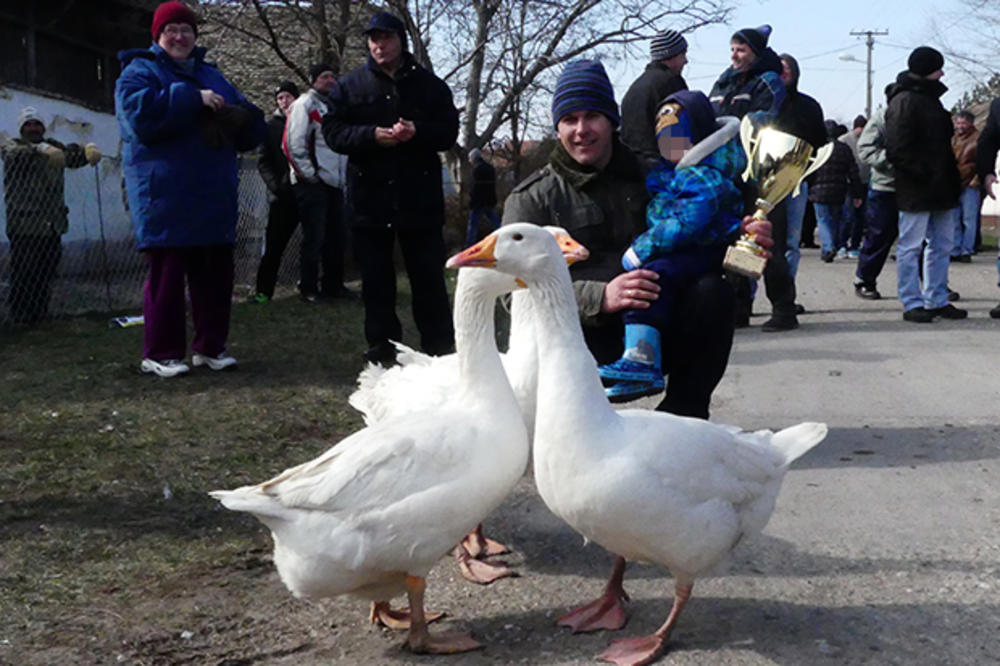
<box><xmin>9</xmin><ymin>248</ymin><xmax>1000</xmax><ymax>666</ymax></box>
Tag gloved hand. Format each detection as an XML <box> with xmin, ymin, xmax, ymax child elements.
<box><xmin>84</xmin><ymin>143</ymin><xmax>102</xmax><ymax>166</ymax></box>
<box><xmin>621</xmin><ymin>246</ymin><xmax>641</xmax><ymax>271</ymax></box>
<box><xmin>37</xmin><ymin>143</ymin><xmax>65</xmax><ymax>169</ymax></box>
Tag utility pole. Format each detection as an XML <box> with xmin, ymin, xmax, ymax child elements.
<box><xmin>850</xmin><ymin>29</ymin><xmax>889</xmax><ymax>118</ymax></box>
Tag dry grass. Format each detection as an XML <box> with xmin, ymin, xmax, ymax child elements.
<box><xmin>0</xmin><ymin>283</ymin><xmax>439</xmax><ymax>661</ymax></box>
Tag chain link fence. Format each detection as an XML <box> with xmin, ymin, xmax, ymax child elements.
<box><xmin>0</xmin><ymin>146</ymin><xmax>303</xmax><ymax>330</ymax></box>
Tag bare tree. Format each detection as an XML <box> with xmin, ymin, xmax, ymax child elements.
<box><xmin>933</xmin><ymin>0</ymin><xmax>1000</xmax><ymax>105</ymax></box>
<box><xmin>198</xmin><ymin>0</ymin><xmax>733</xmax><ymax>171</ymax></box>
<box><xmin>199</xmin><ymin>0</ymin><xmax>357</xmax><ymax>89</ymax></box>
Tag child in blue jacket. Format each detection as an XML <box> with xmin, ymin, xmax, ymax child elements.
<box><xmin>599</xmin><ymin>90</ymin><xmax>746</xmax><ymax>402</ymax></box>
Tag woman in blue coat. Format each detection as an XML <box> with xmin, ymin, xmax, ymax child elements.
<box><xmin>116</xmin><ymin>1</ymin><xmax>265</xmax><ymax>378</ymax></box>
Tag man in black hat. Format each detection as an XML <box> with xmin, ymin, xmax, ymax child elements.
<box><xmin>250</xmin><ymin>80</ymin><xmax>301</xmax><ymax>303</ymax></box>
<box><xmin>708</xmin><ymin>24</ymin><xmax>785</xmax><ymax>121</ymax></box>
<box><xmin>283</xmin><ymin>63</ymin><xmax>354</xmax><ymax>303</ymax></box>
<box><xmin>885</xmin><ymin>46</ymin><xmax>965</xmax><ymax>323</ymax></box>
<box><xmin>620</xmin><ymin>28</ymin><xmax>689</xmax><ymax>171</ymax></box>
<box><xmin>323</xmin><ymin>11</ymin><xmax>458</xmax><ymax>365</ymax></box>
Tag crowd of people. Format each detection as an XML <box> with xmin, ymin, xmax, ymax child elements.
<box><xmin>5</xmin><ymin>1</ymin><xmax>1000</xmax><ymax>404</ymax></box>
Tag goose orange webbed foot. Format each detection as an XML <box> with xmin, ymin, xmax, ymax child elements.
<box><xmin>453</xmin><ymin>543</ymin><xmax>517</xmax><ymax>584</ymax></box>
<box><xmin>556</xmin><ymin>592</ymin><xmax>628</xmax><ymax>633</ymax></box>
<box><xmin>558</xmin><ymin>555</ymin><xmax>629</xmax><ymax>633</ymax></box>
<box><xmin>461</xmin><ymin>523</ymin><xmax>510</xmax><ymax>559</ymax></box>
<box><xmin>369</xmin><ymin>601</ymin><xmax>445</xmax><ymax>630</ymax></box>
<box><xmin>598</xmin><ymin>634</ymin><xmax>669</xmax><ymax>666</ymax></box>
<box><xmin>402</xmin><ymin>575</ymin><xmax>483</xmax><ymax>654</ymax></box>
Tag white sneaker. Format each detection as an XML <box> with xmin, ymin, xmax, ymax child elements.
<box><xmin>191</xmin><ymin>352</ymin><xmax>237</xmax><ymax>371</ymax></box>
<box><xmin>140</xmin><ymin>358</ymin><xmax>190</xmax><ymax>378</ymax></box>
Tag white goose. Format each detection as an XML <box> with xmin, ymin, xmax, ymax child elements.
<box><xmin>349</xmin><ymin>227</ymin><xmax>585</xmax><ymax>590</ymax></box>
<box><xmin>452</xmin><ymin>224</ymin><xmax>827</xmax><ymax>666</ymax></box>
<box><xmin>209</xmin><ymin>265</ymin><xmax>532</xmax><ymax>654</ymax></box>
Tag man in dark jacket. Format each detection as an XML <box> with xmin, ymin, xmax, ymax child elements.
<box><xmin>885</xmin><ymin>46</ymin><xmax>964</xmax><ymax>323</ymax></box>
<box><xmin>708</xmin><ymin>25</ymin><xmax>786</xmax><ymax>329</ymax></box>
<box><xmin>464</xmin><ymin>148</ymin><xmax>499</xmax><ymax>247</ymax></box>
<box><xmin>323</xmin><ymin>11</ymin><xmax>458</xmax><ymax>365</ymax></box>
<box><xmin>753</xmin><ymin>52</ymin><xmax>827</xmax><ymax>331</ymax></box>
<box><xmin>976</xmin><ymin>96</ymin><xmax>1000</xmax><ymax>318</ymax></box>
<box><xmin>620</xmin><ymin>29</ymin><xmax>689</xmax><ymax>171</ymax></box>
<box><xmin>708</xmin><ymin>25</ymin><xmax>785</xmax><ymax>121</ymax></box>
<box><xmin>250</xmin><ymin>80</ymin><xmax>300</xmax><ymax>303</ymax></box>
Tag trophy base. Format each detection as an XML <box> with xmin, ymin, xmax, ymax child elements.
<box><xmin>723</xmin><ymin>245</ymin><xmax>767</xmax><ymax>279</ymax></box>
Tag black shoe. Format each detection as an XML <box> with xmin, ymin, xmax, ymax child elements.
<box><xmin>363</xmin><ymin>343</ymin><xmax>397</xmax><ymax>367</ymax></box>
<box><xmin>929</xmin><ymin>304</ymin><xmax>968</xmax><ymax>319</ymax></box>
<box><xmin>990</xmin><ymin>303</ymin><xmax>1000</xmax><ymax>319</ymax></box>
<box><xmin>903</xmin><ymin>307</ymin><xmax>935</xmax><ymax>323</ymax></box>
<box><xmin>761</xmin><ymin>315</ymin><xmax>799</xmax><ymax>332</ymax></box>
<box><xmin>947</xmin><ymin>289</ymin><xmax>960</xmax><ymax>302</ymax></box>
<box><xmin>951</xmin><ymin>254</ymin><xmax>972</xmax><ymax>263</ymax></box>
<box><xmin>794</xmin><ymin>303</ymin><xmax>806</xmax><ymax>315</ymax></box>
<box><xmin>820</xmin><ymin>251</ymin><xmax>835</xmax><ymax>263</ymax></box>
<box><xmin>854</xmin><ymin>282</ymin><xmax>881</xmax><ymax>300</ymax></box>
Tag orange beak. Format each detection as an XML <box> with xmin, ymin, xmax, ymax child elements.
<box><xmin>551</xmin><ymin>230</ymin><xmax>591</xmax><ymax>265</ymax></box>
<box><xmin>446</xmin><ymin>233</ymin><xmax>498</xmax><ymax>269</ymax></box>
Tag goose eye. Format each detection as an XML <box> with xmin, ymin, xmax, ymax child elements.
<box><xmin>512</xmin><ymin>233</ymin><xmax>524</xmax><ymax>241</ymax></box>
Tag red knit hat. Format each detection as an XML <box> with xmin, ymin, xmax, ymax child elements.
<box><xmin>151</xmin><ymin>2</ymin><xmax>198</xmax><ymax>40</ymax></box>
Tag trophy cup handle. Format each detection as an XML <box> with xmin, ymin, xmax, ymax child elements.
<box><xmin>739</xmin><ymin>115</ymin><xmax>758</xmax><ymax>183</ymax></box>
<box><xmin>792</xmin><ymin>141</ymin><xmax>835</xmax><ymax>197</ymax></box>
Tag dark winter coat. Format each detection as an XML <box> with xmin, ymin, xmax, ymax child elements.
<box><xmin>469</xmin><ymin>157</ymin><xmax>497</xmax><ymax>208</ymax></box>
<box><xmin>1</xmin><ymin>137</ymin><xmax>87</xmax><ymax>237</ymax></box>
<box><xmin>257</xmin><ymin>110</ymin><xmax>292</xmax><ymax>197</ymax></box>
<box><xmin>807</xmin><ymin>140</ymin><xmax>864</xmax><ymax>205</ymax></box>
<box><xmin>976</xmin><ymin>97</ymin><xmax>1000</xmax><ymax>184</ymax></box>
<box><xmin>115</xmin><ymin>44</ymin><xmax>266</xmax><ymax>249</ymax></box>
<box><xmin>772</xmin><ymin>54</ymin><xmax>827</xmax><ymax>149</ymax></box>
<box><xmin>620</xmin><ymin>61</ymin><xmax>688</xmax><ymax>169</ymax></box>
<box><xmin>708</xmin><ymin>48</ymin><xmax>786</xmax><ymax>121</ymax></box>
<box><xmin>884</xmin><ymin>71</ymin><xmax>961</xmax><ymax>212</ymax></box>
<box><xmin>322</xmin><ymin>53</ymin><xmax>459</xmax><ymax>229</ymax></box>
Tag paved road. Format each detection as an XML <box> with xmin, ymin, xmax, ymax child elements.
<box><xmin>261</xmin><ymin>249</ymin><xmax>1000</xmax><ymax>665</ymax></box>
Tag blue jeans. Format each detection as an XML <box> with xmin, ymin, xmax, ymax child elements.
<box><xmin>813</xmin><ymin>201</ymin><xmax>845</xmax><ymax>255</ymax></box>
<box><xmin>855</xmin><ymin>188</ymin><xmax>898</xmax><ymax>288</ymax></box>
<box><xmin>465</xmin><ymin>207</ymin><xmax>500</xmax><ymax>247</ymax></box>
<box><xmin>785</xmin><ymin>182</ymin><xmax>808</xmax><ymax>277</ymax></box>
<box><xmin>897</xmin><ymin>208</ymin><xmax>956</xmax><ymax>311</ymax></box>
<box><xmin>952</xmin><ymin>187</ymin><xmax>980</xmax><ymax>257</ymax></box>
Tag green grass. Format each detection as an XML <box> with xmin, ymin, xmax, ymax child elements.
<box><xmin>0</xmin><ymin>282</ymin><xmax>442</xmax><ymax>656</ymax></box>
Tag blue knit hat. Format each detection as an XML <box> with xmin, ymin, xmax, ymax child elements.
<box><xmin>363</xmin><ymin>11</ymin><xmax>408</xmax><ymax>50</ymax></box>
<box><xmin>552</xmin><ymin>60</ymin><xmax>620</xmax><ymax>129</ymax></box>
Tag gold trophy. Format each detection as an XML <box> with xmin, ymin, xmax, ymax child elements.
<box><xmin>723</xmin><ymin>116</ymin><xmax>834</xmax><ymax>279</ymax></box>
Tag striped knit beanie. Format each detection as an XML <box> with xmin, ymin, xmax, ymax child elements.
<box><xmin>650</xmin><ymin>30</ymin><xmax>687</xmax><ymax>61</ymax></box>
<box><xmin>552</xmin><ymin>60</ymin><xmax>620</xmax><ymax>128</ymax></box>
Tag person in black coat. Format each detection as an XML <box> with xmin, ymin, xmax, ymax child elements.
<box><xmin>620</xmin><ymin>29</ymin><xmax>689</xmax><ymax>172</ymax></box>
<box><xmin>752</xmin><ymin>52</ymin><xmax>827</xmax><ymax>330</ymax></box>
<box><xmin>323</xmin><ymin>11</ymin><xmax>458</xmax><ymax>364</ymax></box>
<box><xmin>884</xmin><ymin>46</ymin><xmax>964</xmax><ymax>323</ymax></box>
<box><xmin>251</xmin><ymin>81</ymin><xmax>300</xmax><ymax>302</ymax></box>
<box><xmin>975</xmin><ymin>96</ymin><xmax>1000</xmax><ymax>318</ymax></box>
<box><xmin>464</xmin><ymin>148</ymin><xmax>499</xmax><ymax>247</ymax></box>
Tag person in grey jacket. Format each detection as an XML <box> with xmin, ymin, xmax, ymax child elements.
<box><xmin>853</xmin><ymin>104</ymin><xmax>897</xmax><ymax>299</ymax></box>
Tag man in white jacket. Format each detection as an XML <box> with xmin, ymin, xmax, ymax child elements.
<box><xmin>283</xmin><ymin>63</ymin><xmax>354</xmax><ymax>301</ymax></box>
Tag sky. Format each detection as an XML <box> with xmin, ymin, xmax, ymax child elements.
<box><xmin>606</xmin><ymin>0</ymin><xmax>982</xmax><ymax>124</ymax></box>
